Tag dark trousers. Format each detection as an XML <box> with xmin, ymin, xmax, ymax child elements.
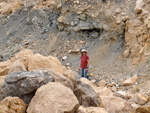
<box><xmin>81</xmin><ymin>68</ymin><xmax>88</xmax><ymax>78</ymax></box>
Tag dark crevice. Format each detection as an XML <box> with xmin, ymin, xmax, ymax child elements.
<box><xmin>78</xmin><ymin>28</ymin><xmax>101</xmax><ymax>38</ymax></box>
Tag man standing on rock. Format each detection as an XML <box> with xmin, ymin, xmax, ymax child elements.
<box><xmin>79</xmin><ymin>49</ymin><xmax>89</xmax><ymax>79</ymax></box>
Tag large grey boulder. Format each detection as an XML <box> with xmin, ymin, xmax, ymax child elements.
<box><xmin>74</xmin><ymin>78</ymin><xmax>101</xmax><ymax>107</ymax></box>
<box><xmin>0</xmin><ymin>70</ymin><xmax>54</xmax><ymax>104</ymax></box>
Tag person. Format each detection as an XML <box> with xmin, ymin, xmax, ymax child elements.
<box><xmin>78</xmin><ymin>49</ymin><xmax>89</xmax><ymax>78</ymax></box>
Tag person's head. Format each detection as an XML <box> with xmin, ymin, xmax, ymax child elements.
<box><xmin>81</xmin><ymin>49</ymin><xmax>87</xmax><ymax>56</ymax></box>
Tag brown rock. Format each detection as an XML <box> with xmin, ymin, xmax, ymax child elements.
<box><xmin>9</xmin><ymin>60</ymin><xmax>27</xmax><ymax>73</ymax></box>
<box><xmin>11</xmin><ymin>49</ymin><xmax>33</xmax><ymax>69</ymax></box>
<box><xmin>57</xmin><ymin>16</ymin><xmax>65</xmax><ymax>23</ymax></box>
<box><xmin>136</xmin><ymin>105</ymin><xmax>150</xmax><ymax>113</ymax></box>
<box><xmin>101</xmin><ymin>96</ymin><xmax>132</xmax><ymax>113</ymax></box>
<box><xmin>24</xmin><ymin>41</ymin><xmax>29</xmax><ymax>45</ymax></box>
<box><xmin>78</xmin><ymin>106</ymin><xmax>86</xmax><ymax>113</ymax></box>
<box><xmin>95</xmin><ymin>87</ymin><xmax>113</xmax><ymax>96</ymax></box>
<box><xmin>114</xmin><ymin>91</ymin><xmax>133</xmax><ymax>100</ymax></box>
<box><xmin>28</xmin><ymin>53</ymin><xmax>64</xmax><ymax>74</ymax></box>
<box><xmin>0</xmin><ymin>97</ymin><xmax>26</xmax><ymax>113</ymax></box>
<box><xmin>0</xmin><ymin>2</ymin><xmax>13</xmax><ymax>15</ymax></box>
<box><xmin>97</xmin><ymin>80</ymin><xmax>106</xmax><ymax>87</ymax></box>
<box><xmin>135</xmin><ymin>0</ymin><xmax>144</xmax><ymax>14</ymax></box>
<box><xmin>0</xmin><ymin>60</ymin><xmax>11</xmax><ymax>76</ymax></box>
<box><xmin>63</xmin><ymin>69</ymin><xmax>80</xmax><ymax>83</ymax></box>
<box><xmin>0</xmin><ymin>76</ymin><xmax>5</xmax><ymax>87</ymax></box>
<box><xmin>42</xmin><ymin>68</ymin><xmax>74</xmax><ymax>90</ymax></box>
<box><xmin>122</xmin><ymin>75</ymin><xmax>138</xmax><ymax>86</ymax></box>
<box><xmin>78</xmin><ymin>106</ymin><xmax>108</xmax><ymax>113</ymax></box>
<box><xmin>27</xmin><ymin>82</ymin><xmax>79</xmax><ymax>113</ymax></box>
<box><xmin>131</xmin><ymin>94</ymin><xmax>148</xmax><ymax>105</ymax></box>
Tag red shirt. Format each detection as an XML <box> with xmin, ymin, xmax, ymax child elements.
<box><xmin>81</xmin><ymin>55</ymin><xmax>89</xmax><ymax>69</ymax></box>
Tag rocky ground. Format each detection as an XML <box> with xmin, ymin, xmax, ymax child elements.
<box><xmin>0</xmin><ymin>49</ymin><xmax>150</xmax><ymax>113</ymax></box>
<box><xmin>0</xmin><ymin>0</ymin><xmax>150</xmax><ymax>113</ymax></box>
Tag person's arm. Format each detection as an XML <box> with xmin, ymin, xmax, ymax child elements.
<box><xmin>86</xmin><ymin>59</ymin><xmax>89</xmax><ymax>72</ymax></box>
<box><xmin>87</xmin><ymin>59</ymin><xmax>89</xmax><ymax>68</ymax></box>
<box><xmin>79</xmin><ymin>62</ymin><xmax>81</xmax><ymax>70</ymax></box>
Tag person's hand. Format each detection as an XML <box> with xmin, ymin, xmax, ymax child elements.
<box><xmin>78</xmin><ymin>67</ymin><xmax>80</xmax><ymax>71</ymax></box>
<box><xmin>86</xmin><ymin>68</ymin><xmax>88</xmax><ymax>72</ymax></box>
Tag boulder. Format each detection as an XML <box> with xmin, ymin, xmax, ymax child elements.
<box><xmin>135</xmin><ymin>0</ymin><xmax>144</xmax><ymax>14</ymax></box>
<box><xmin>0</xmin><ymin>76</ymin><xmax>5</xmax><ymax>101</ymax></box>
<box><xmin>78</xmin><ymin>106</ymin><xmax>86</xmax><ymax>113</ymax></box>
<box><xmin>10</xmin><ymin>49</ymin><xmax>33</xmax><ymax>69</ymax></box>
<box><xmin>0</xmin><ymin>76</ymin><xmax>5</xmax><ymax>87</ymax></box>
<box><xmin>63</xmin><ymin>69</ymin><xmax>80</xmax><ymax>86</ymax></box>
<box><xmin>9</xmin><ymin>60</ymin><xmax>27</xmax><ymax>73</ymax></box>
<box><xmin>74</xmin><ymin>78</ymin><xmax>101</xmax><ymax>107</ymax></box>
<box><xmin>136</xmin><ymin>105</ymin><xmax>150</xmax><ymax>113</ymax></box>
<box><xmin>86</xmin><ymin>107</ymin><xmax>108</xmax><ymax>113</ymax></box>
<box><xmin>28</xmin><ymin>53</ymin><xmax>64</xmax><ymax>74</ymax></box>
<box><xmin>27</xmin><ymin>82</ymin><xmax>79</xmax><ymax>113</ymax></box>
<box><xmin>78</xmin><ymin>106</ymin><xmax>108</xmax><ymax>113</ymax></box>
<box><xmin>0</xmin><ymin>97</ymin><xmax>26</xmax><ymax>113</ymax></box>
<box><xmin>0</xmin><ymin>49</ymin><xmax>33</xmax><ymax>76</ymax></box>
<box><xmin>0</xmin><ymin>60</ymin><xmax>11</xmax><ymax>76</ymax></box>
<box><xmin>122</xmin><ymin>75</ymin><xmax>138</xmax><ymax>86</ymax></box>
<box><xmin>95</xmin><ymin>87</ymin><xmax>113</xmax><ymax>96</ymax></box>
<box><xmin>41</xmin><ymin>68</ymin><xmax>74</xmax><ymax>90</ymax></box>
<box><xmin>97</xmin><ymin>80</ymin><xmax>106</xmax><ymax>87</ymax></box>
<box><xmin>1</xmin><ymin>70</ymin><xmax>54</xmax><ymax>104</ymax></box>
<box><xmin>114</xmin><ymin>91</ymin><xmax>133</xmax><ymax>100</ymax></box>
<box><xmin>0</xmin><ymin>2</ymin><xmax>13</xmax><ymax>15</ymax></box>
<box><xmin>131</xmin><ymin>94</ymin><xmax>148</xmax><ymax>105</ymax></box>
<box><xmin>101</xmin><ymin>96</ymin><xmax>132</xmax><ymax>113</ymax></box>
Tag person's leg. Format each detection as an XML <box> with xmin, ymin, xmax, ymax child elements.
<box><xmin>85</xmin><ymin>68</ymin><xmax>88</xmax><ymax>79</ymax></box>
<box><xmin>81</xmin><ymin>68</ymin><xmax>84</xmax><ymax>77</ymax></box>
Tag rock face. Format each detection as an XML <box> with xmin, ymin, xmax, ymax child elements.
<box><xmin>74</xmin><ymin>78</ymin><xmax>101</xmax><ymax>107</ymax></box>
<box><xmin>1</xmin><ymin>70</ymin><xmax>54</xmax><ymax>104</ymax></box>
<box><xmin>0</xmin><ymin>97</ymin><xmax>26</xmax><ymax>113</ymax></box>
<box><xmin>27</xmin><ymin>82</ymin><xmax>79</xmax><ymax>113</ymax></box>
<box><xmin>101</xmin><ymin>96</ymin><xmax>131</xmax><ymax>113</ymax></box>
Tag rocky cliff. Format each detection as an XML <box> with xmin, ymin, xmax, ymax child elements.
<box><xmin>0</xmin><ymin>0</ymin><xmax>150</xmax><ymax>81</ymax></box>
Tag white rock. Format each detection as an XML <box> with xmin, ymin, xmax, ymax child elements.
<box><xmin>135</xmin><ymin>0</ymin><xmax>144</xmax><ymax>14</ymax></box>
<box><xmin>62</xmin><ymin>56</ymin><xmax>67</xmax><ymax>61</ymax></box>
